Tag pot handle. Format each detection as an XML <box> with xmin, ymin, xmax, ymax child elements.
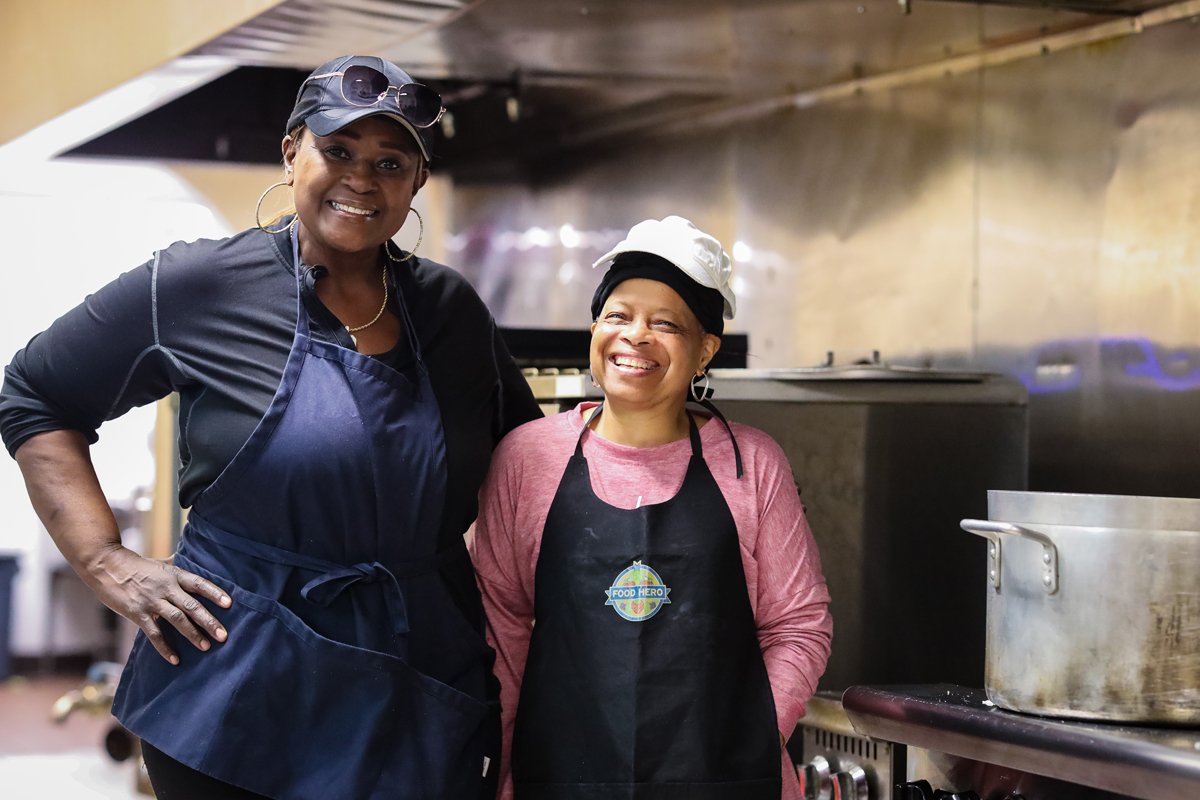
<box><xmin>959</xmin><ymin>519</ymin><xmax>1059</xmax><ymax>594</ymax></box>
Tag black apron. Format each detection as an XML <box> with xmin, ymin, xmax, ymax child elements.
<box><xmin>112</xmin><ymin>229</ymin><xmax>497</xmax><ymax>799</ymax></box>
<box><xmin>511</xmin><ymin>406</ymin><xmax>780</xmax><ymax>800</ymax></box>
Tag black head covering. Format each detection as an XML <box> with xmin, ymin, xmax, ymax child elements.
<box><xmin>590</xmin><ymin>253</ymin><xmax>726</xmax><ymax>336</ymax></box>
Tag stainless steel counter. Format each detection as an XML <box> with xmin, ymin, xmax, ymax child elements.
<box><xmin>708</xmin><ymin>367</ymin><xmax>1028</xmax><ymax>405</ymax></box>
<box><xmin>842</xmin><ymin>684</ymin><xmax>1200</xmax><ymax>800</ymax></box>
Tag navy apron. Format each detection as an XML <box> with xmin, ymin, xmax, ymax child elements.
<box><xmin>511</xmin><ymin>407</ymin><xmax>781</xmax><ymax>800</ymax></box>
<box><xmin>112</xmin><ymin>230</ymin><xmax>498</xmax><ymax>800</ymax></box>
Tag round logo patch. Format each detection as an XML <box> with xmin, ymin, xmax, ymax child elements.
<box><xmin>604</xmin><ymin>561</ymin><xmax>671</xmax><ymax>622</ymax></box>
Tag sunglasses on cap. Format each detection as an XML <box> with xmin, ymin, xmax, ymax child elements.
<box><xmin>303</xmin><ymin>65</ymin><xmax>446</xmax><ymax>128</ymax></box>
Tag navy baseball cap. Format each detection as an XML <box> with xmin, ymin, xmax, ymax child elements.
<box><xmin>286</xmin><ymin>55</ymin><xmax>441</xmax><ymax>162</ymax></box>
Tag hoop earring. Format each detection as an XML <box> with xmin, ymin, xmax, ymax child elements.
<box><xmin>690</xmin><ymin>371</ymin><xmax>711</xmax><ymax>403</ymax></box>
<box><xmin>386</xmin><ymin>207</ymin><xmax>425</xmax><ymax>263</ymax></box>
<box><xmin>255</xmin><ymin>181</ymin><xmax>296</xmax><ymax>234</ymax></box>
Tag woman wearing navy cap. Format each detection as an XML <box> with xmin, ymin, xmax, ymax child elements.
<box><xmin>0</xmin><ymin>54</ymin><xmax>540</xmax><ymax>799</ymax></box>
<box><xmin>471</xmin><ymin>216</ymin><xmax>833</xmax><ymax>800</ymax></box>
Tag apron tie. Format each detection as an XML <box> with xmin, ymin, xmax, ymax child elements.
<box><xmin>301</xmin><ymin>563</ymin><xmax>410</xmax><ymax>635</ymax></box>
<box><xmin>185</xmin><ymin>514</ymin><xmax>433</xmax><ymax>637</ymax></box>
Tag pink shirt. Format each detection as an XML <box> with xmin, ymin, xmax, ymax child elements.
<box><xmin>471</xmin><ymin>403</ymin><xmax>833</xmax><ymax>800</ymax></box>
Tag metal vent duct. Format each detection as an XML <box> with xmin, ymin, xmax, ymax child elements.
<box><xmin>932</xmin><ymin>0</ymin><xmax>1174</xmax><ymax>13</ymax></box>
<box><xmin>188</xmin><ymin>0</ymin><xmax>468</xmax><ymax>72</ymax></box>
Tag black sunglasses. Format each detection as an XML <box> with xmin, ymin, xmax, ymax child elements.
<box><xmin>304</xmin><ymin>65</ymin><xmax>445</xmax><ymax>129</ymax></box>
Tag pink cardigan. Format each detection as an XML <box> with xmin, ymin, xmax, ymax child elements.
<box><xmin>471</xmin><ymin>402</ymin><xmax>833</xmax><ymax>800</ymax></box>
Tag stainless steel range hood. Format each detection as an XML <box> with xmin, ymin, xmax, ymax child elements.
<box><xmin>935</xmin><ymin>0</ymin><xmax>1173</xmax><ymax>12</ymax></box>
<box><xmin>9</xmin><ymin>0</ymin><xmax>1199</xmax><ymax>172</ymax></box>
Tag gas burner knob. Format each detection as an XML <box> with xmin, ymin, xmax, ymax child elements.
<box><xmin>832</xmin><ymin>764</ymin><xmax>869</xmax><ymax>799</ymax></box>
<box><xmin>895</xmin><ymin>780</ymin><xmax>934</xmax><ymax>800</ymax></box>
<box><xmin>895</xmin><ymin>783</ymin><xmax>982</xmax><ymax>800</ymax></box>
<box><xmin>799</xmin><ymin>754</ymin><xmax>833</xmax><ymax>800</ymax></box>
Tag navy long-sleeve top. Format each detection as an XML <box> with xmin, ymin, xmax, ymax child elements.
<box><xmin>0</xmin><ymin>221</ymin><xmax>542</xmax><ymax>555</ymax></box>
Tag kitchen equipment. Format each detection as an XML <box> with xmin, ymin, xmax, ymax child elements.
<box><xmin>48</xmin><ymin>660</ymin><xmax>151</xmax><ymax>793</ymax></box>
<box><xmin>844</xmin><ymin>684</ymin><xmax>1200</xmax><ymax>800</ymax></box>
<box><xmin>789</xmin><ymin>693</ymin><xmax>898</xmax><ymax>800</ymax></box>
<box><xmin>0</xmin><ymin>554</ymin><xmax>17</xmax><ymax>680</ymax></box>
<box><xmin>961</xmin><ymin>490</ymin><xmax>1200</xmax><ymax>723</ymax></box>
<box><xmin>711</xmin><ymin>366</ymin><xmax>1028</xmax><ymax>691</ymax></box>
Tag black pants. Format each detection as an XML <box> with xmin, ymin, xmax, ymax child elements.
<box><xmin>141</xmin><ymin>741</ymin><xmax>270</xmax><ymax>800</ymax></box>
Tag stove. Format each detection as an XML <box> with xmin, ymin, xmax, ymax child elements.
<box><xmin>789</xmin><ymin>693</ymin><xmax>900</xmax><ymax>800</ymax></box>
<box><xmin>793</xmin><ymin>683</ymin><xmax>1200</xmax><ymax>800</ymax></box>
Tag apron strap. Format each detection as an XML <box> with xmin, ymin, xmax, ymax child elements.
<box><xmin>693</xmin><ymin>398</ymin><xmax>744</xmax><ymax>479</ymax></box>
<box><xmin>578</xmin><ymin>402</ymin><xmax>729</xmax><ymax>471</ymax></box>
<box><xmin>388</xmin><ymin>261</ymin><xmax>426</xmax><ymax>367</ymax></box>
<box><xmin>576</xmin><ymin>403</ymin><xmax>603</xmax><ymax>456</ymax></box>
<box><xmin>291</xmin><ymin>223</ymin><xmax>427</xmax><ymax>366</ymax></box>
<box><xmin>685</xmin><ymin>409</ymin><xmax>702</xmax><ymax>453</ymax></box>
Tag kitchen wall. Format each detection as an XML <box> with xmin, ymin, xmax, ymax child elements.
<box><xmin>449</xmin><ymin>14</ymin><xmax>1200</xmax><ymax>498</ymax></box>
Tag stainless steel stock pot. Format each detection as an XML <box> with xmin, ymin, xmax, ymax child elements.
<box><xmin>961</xmin><ymin>490</ymin><xmax>1200</xmax><ymax>723</ymax></box>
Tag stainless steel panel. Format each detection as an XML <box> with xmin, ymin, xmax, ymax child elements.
<box><xmin>938</xmin><ymin>0</ymin><xmax>1173</xmax><ymax>11</ymax></box>
<box><xmin>987</xmin><ymin>489</ymin><xmax>1200</xmax><ymax>529</ymax></box>
<box><xmin>710</xmin><ymin>374</ymin><xmax>1029</xmax><ymax>691</ymax></box>
<box><xmin>180</xmin><ymin>1</ymin><xmax>1112</xmax><ymax>167</ymax></box>
<box><xmin>437</xmin><ymin>8</ymin><xmax>1200</xmax><ymax>504</ymax></box>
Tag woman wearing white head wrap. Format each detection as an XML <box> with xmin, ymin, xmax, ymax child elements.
<box><xmin>472</xmin><ymin>217</ymin><xmax>833</xmax><ymax>800</ymax></box>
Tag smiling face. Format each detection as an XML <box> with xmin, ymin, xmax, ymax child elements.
<box><xmin>590</xmin><ymin>278</ymin><xmax>721</xmax><ymax>415</ymax></box>
<box><xmin>282</xmin><ymin>115</ymin><xmax>428</xmax><ymax>268</ymax></box>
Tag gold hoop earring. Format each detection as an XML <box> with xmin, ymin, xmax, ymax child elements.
<box><xmin>384</xmin><ymin>240</ymin><xmax>407</xmax><ymax>263</ymax></box>
<box><xmin>385</xmin><ymin>207</ymin><xmax>424</xmax><ymax>263</ymax></box>
<box><xmin>255</xmin><ymin>181</ymin><xmax>296</xmax><ymax>234</ymax></box>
